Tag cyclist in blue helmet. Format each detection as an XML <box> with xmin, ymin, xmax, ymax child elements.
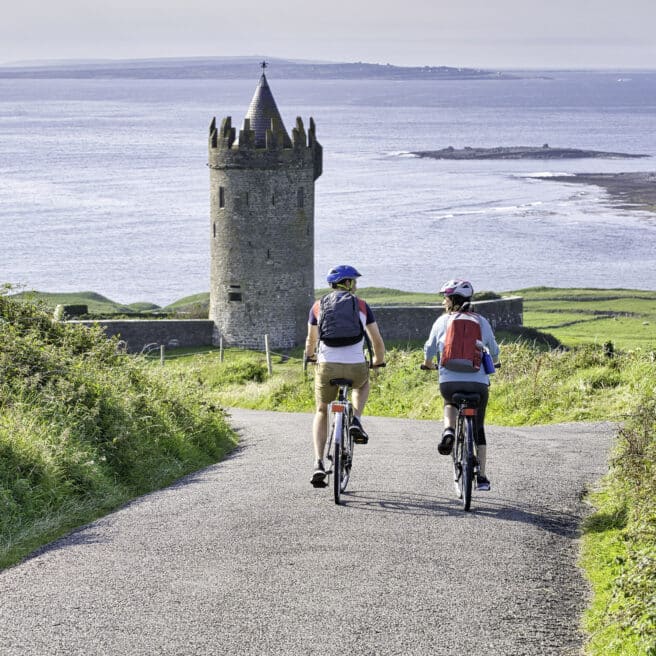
<box><xmin>305</xmin><ymin>265</ymin><xmax>386</xmax><ymax>487</ymax></box>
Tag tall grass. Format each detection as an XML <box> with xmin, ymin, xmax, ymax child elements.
<box><xmin>0</xmin><ymin>291</ymin><xmax>236</xmax><ymax>568</ymax></box>
<box><xmin>581</xmin><ymin>394</ymin><xmax>656</xmax><ymax>655</ymax></box>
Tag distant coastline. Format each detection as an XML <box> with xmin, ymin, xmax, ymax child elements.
<box><xmin>538</xmin><ymin>171</ymin><xmax>656</xmax><ymax>213</ymax></box>
<box><xmin>0</xmin><ymin>56</ymin><xmax>529</xmax><ymax>81</ymax></box>
<box><xmin>411</xmin><ymin>145</ymin><xmax>649</xmax><ymax>160</ymax></box>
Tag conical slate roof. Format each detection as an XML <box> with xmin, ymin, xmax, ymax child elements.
<box><xmin>244</xmin><ymin>73</ymin><xmax>292</xmax><ymax>148</ymax></box>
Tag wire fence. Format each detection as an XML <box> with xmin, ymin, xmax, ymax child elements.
<box><xmin>140</xmin><ymin>335</ymin><xmax>308</xmax><ymax>376</ymax></box>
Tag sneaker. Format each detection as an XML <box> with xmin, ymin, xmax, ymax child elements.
<box><xmin>311</xmin><ymin>460</ymin><xmax>327</xmax><ymax>488</ymax></box>
<box><xmin>437</xmin><ymin>428</ymin><xmax>455</xmax><ymax>455</ymax></box>
<box><xmin>350</xmin><ymin>416</ymin><xmax>369</xmax><ymax>444</ymax></box>
<box><xmin>476</xmin><ymin>474</ymin><xmax>491</xmax><ymax>491</ymax></box>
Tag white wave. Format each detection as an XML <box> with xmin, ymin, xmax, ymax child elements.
<box><xmin>388</xmin><ymin>151</ymin><xmax>419</xmax><ymax>158</ymax></box>
<box><xmin>519</xmin><ymin>172</ymin><xmax>576</xmax><ymax>178</ymax></box>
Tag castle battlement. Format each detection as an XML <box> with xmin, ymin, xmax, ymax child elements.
<box><xmin>209</xmin><ymin>115</ymin><xmax>322</xmax><ymax>179</ymax></box>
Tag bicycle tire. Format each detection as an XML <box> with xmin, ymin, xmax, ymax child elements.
<box><xmin>340</xmin><ymin>415</ymin><xmax>352</xmax><ymax>493</ymax></box>
<box><xmin>333</xmin><ymin>412</ymin><xmax>343</xmax><ymax>504</ymax></box>
<box><xmin>452</xmin><ymin>418</ymin><xmax>464</xmax><ymax>499</ymax></box>
<box><xmin>462</xmin><ymin>415</ymin><xmax>475</xmax><ymax>511</ymax></box>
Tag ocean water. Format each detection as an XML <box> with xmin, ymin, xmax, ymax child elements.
<box><xmin>1</xmin><ymin>71</ymin><xmax>655</xmax><ymax>305</ymax></box>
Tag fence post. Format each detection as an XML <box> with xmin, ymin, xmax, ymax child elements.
<box><xmin>160</xmin><ymin>345</ymin><xmax>165</xmax><ymax>366</ymax></box>
<box><xmin>219</xmin><ymin>336</ymin><xmax>224</xmax><ymax>362</ymax></box>
<box><xmin>264</xmin><ymin>334</ymin><xmax>273</xmax><ymax>376</ymax></box>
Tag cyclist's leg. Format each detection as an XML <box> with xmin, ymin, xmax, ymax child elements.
<box><xmin>467</xmin><ymin>383</ymin><xmax>490</xmax><ymax>489</ymax></box>
<box><xmin>347</xmin><ymin>362</ymin><xmax>370</xmax><ymax>443</ymax></box>
<box><xmin>312</xmin><ymin>363</ymin><xmax>340</xmax><ymax>485</ymax></box>
<box><xmin>349</xmin><ymin>362</ymin><xmax>370</xmax><ymax>419</ymax></box>
<box><xmin>312</xmin><ymin>402</ymin><xmax>329</xmax><ymax>461</ymax></box>
<box><xmin>438</xmin><ymin>382</ymin><xmax>459</xmax><ymax>454</ymax></box>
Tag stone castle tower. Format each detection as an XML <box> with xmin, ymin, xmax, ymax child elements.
<box><xmin>208</xmin><ymin>68</ymin><xmax>322</xmax><ymax>349</ymax></box>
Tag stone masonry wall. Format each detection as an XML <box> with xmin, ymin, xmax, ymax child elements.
<box><xmin>71</xmin><ymin>320</ymin><xmax>214</xmax><ymax>354</ymax></box>
<box><xmin>68</xmin><ymin>297</ymin><xmax>522</xmax><ymax>353</ymax></box>
<box><xmin>371</xmin><ymin>296</ymin><xmax>524</xmax><ymax>343</ymax></box>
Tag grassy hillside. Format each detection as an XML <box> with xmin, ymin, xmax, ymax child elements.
<box><xmin>10</xmin><ymin>290</ymin><xmax>160</xmax><ymax>314</ymax></box>
<box><xmin>0</xmin><ymin>291</ymin><xmax>236</xmax><ymax>569</ymax></box>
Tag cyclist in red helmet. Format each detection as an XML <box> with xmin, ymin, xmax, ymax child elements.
<box><xmin>305</xmin><ymin>265</ymin><xmax>385</xmax><ymax>487</ymax></box>
<box><xmin>423</xmin><ymin>279</ymin><xmax>499</xmax><ymax>491</ymax></box>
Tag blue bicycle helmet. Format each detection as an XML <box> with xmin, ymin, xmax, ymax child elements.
<box><xmin>326</xmin><ymin>264</ymin><xmax>362</xmax><ymax>285</ymax></box>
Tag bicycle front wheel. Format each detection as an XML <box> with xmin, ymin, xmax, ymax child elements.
<box><xmin>462</xmin><ymin>416</ymin><xmax>475</xmax><ymax>511</ymax></box>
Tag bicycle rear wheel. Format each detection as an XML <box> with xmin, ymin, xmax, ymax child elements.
<box><xmin>333</xmin><ymin>413</ymin><xmax>344</xmax><ymax>504</ymax></box>
<box><xmin>340</xmin><ymin>418</ymin><xmax>353</xmax><ymax>493</ymax></box>
<box><xmin>452</xmin><ymin>420</ymin><xmax>464</xmax><ymax>499</ymax></box>
<box><xmin>462</xmin><ymin>416</ymin><xmax>475</xmax><ymax>511</ymax></box>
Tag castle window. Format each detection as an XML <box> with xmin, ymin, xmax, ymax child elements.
<box><xmin>228</xmin><ymin>284</ymin><xmax>242</xmax><ymax>302</ymax></box>
<box><xmin>213</xmin><ymin>223</ymin><xmax>216</xmax><ymax>238</ymax></box>
<box><xmin>245</xmin><ymin>192</ymin><xmax>249</xmax><ymax>207</ymax></box>
<box><xmin>219</xmin><ymin>187</ymin><xmax>225</xmax><ymax>208</ymax></box>
<box><xmin>271</xmin><ymin>193</ymin><xmax>275</xmax><ymax>206</ymax></box>
<box><xmin>297</xmin><ymin>188</ymin><xmax>304</xmax><ymax>208</ymax></box>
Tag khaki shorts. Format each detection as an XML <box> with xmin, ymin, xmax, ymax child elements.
<box><xmin>315</xmin><ymin>361</ymin><xmax>369</xmax><ymax>405</ymax></box>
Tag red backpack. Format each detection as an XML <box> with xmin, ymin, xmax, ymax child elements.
<box><xmin>441</xmin><ymin>312</ymin><xmax>482</xmax><ymax>372</ymax></box>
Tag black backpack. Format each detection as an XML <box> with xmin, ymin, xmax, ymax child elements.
<box><xmin>318</xmin><ymin>291</ymin><xmax>365</xmax><ymax>347</ymax></box>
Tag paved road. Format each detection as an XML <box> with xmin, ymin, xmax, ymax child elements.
<box><xmin>0</xmin><ymin>410</ymin><xmax>615</xmax><ymax>655</ymax></box>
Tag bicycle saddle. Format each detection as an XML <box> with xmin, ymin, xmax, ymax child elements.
<box><xmin>329</xmin><ymin>378</ymin><xmax>353</xmax><ymax>387</ymax></box>
<box><xmin>453</xmin><ymin>392</ymin><xmax>481</xmax><ymax>405</ymax></box>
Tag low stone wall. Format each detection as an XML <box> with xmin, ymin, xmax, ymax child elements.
<box><xmin>70</xmin><ymin>297</ymin><xmax>522</xmax><ymax>352</ymax></box>
<box><xmin>71</xmin><ymin>319</ymin><xmax>214</xmax><ymax>353</ymax></box>
<box><xmin>372</xmin><ymin>296</ymin><xmax>524</xmax><ymax>343</ymax></box>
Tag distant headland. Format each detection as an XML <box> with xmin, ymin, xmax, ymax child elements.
<box><xmin>411</xmin><ymin>145</ymin><xmax>650</xmax><ymax>160</ymax></box>
<box><xmin>0</xmin><ymin>56</ymin><xmax>529</xmax><ymax>81</ymax></box>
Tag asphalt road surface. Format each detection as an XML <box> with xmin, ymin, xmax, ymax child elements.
<box><xmin>0</xmin><ymin>409</ymin><xmax>615</xmax><ymax>655</ymax></box>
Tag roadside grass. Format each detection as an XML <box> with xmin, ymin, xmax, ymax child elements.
<box><xmin>0</xmin><ymin>293</ymin><xmax>237</xmax><ymax>569</ymax></box>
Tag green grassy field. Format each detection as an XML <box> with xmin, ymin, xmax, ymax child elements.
<box><xmin>515</xmin><ymin>287</ymin><xmax>656</xmax><ymax>350</ymax></box>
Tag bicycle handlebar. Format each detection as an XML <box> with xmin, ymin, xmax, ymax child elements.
<box><xmin>304</xmin><ymin>357</ymin><xmax>386</xmax><ymax>369</ymax></box>
<box><xmin>420</xmin><ymin>362</ymin><xmax>500</xmax><ymax>370</ymax></box>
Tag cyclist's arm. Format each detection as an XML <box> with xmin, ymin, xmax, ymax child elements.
<box><xmin>423</xmin><ymin>320</ymin><xmax>441</xmax><ymax>367</ymax></box>
<box><xmin>480</xmin><ymin>317</ymin><xmax>500</xmax><ymax>360</ymax></box>
<box><xmin>305</xmin><ymin>323</ymin><xmax>319</xmax><ymax>360</ymax></box>
<box><xmin>365</xmin><ymin>321</ymin><xmax>385</xmax><ymax>366</ymax></box>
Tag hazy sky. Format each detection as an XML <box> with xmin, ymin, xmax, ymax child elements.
<box><xmin>2</xmin><ymin>0</ymin><xmax>655</xmax><ymax>69</ymax></box>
